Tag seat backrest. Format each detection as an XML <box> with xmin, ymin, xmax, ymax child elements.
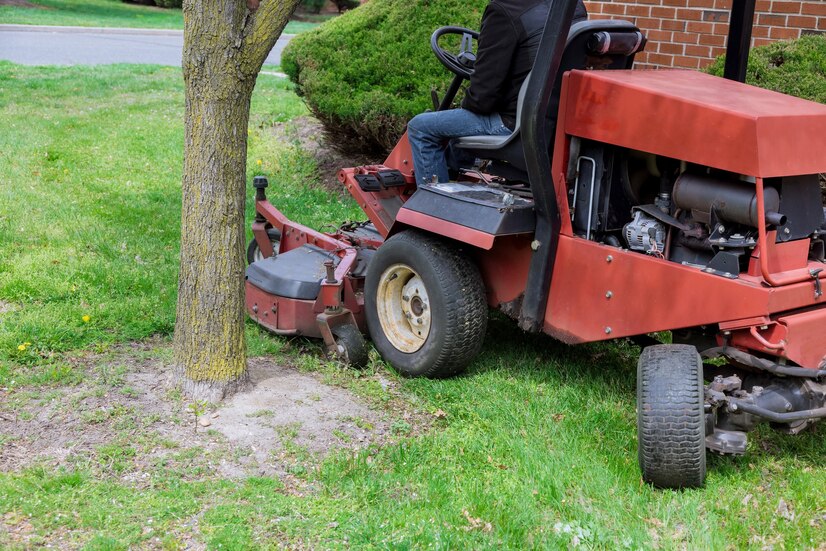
<box><xmin>520</xmin><ymin>19</ymin><xmax>644</xmax><ymax>134</ymax></box>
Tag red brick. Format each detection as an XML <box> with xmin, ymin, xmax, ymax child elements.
<box><xmin>646</xmin><ymin>29</ymin><xmax>673</xmax><ymax>41</ymax></box>
<box><xmin>685</xmin><ymin>44</ymin><xmax>712</xmax><ymax>57</ymax></box>
<box><xmin>753</xmin><ymin>37</ymin><xmax>775</xmax><ymax>47</ymax></box>
<box><xmin>699</xmin><ymin>57</ymin><xmax>716</xmax><ymax>69</ymax></box>
<box><xmin>636</xmin><ymin>0</ymin><xmax>662</xmax><ymax>5</ymax></box>
<box><xmin>601</xmin><ymin>3</ymin><xmax>626</xmax><ymax>15</ymax></box>
<box><xmin>659</xmin><ymin>42</ymin><xmax>685</xmax><ymax>54</ymax></box>
<box><xmin>713</xmin><ymin>22</ymin><xmax>731</xmax><ymax>34</ymax></box>
<box><xmin>662</xmin><ymin>0</ymin><xmax>688</xmax><ymax>7</ymax></box>
<box><xmin>691</xmin><ymin>0</ymin><xmax>716</xmax><ymax>7</ymax></box>
<box><xmin>672</xmin><ymin>31</ymin><xmax>700</xmax><ymax>43</ymax></box>
<box><xmin>677</xmin><ymin>8</ymin><xmax>704</xmax><ymax>20</ymax></box>
<box><xmin>714</xmin><ymin>0</ymin><xmax>732</xmax><ymax>9</ymax></box>
<box><xmin>687</xmin><ymin>21</ymin><xmax>715</xmax><ymax>33</ymax></box>
<box><xmin>758</xmin><ymin>13</ymin><xmax>788</xmax><ymax>26</ymax></box>
<box><xmin>819</xmin><ymin>18</ymin><xmax>826</xmax><ymax>30</ymax></box>
<box><xmin>651</xmin><ymin>6</ymin><xmax>677</xmax><ymax>18</ymax></box>
<box><xmin>788</xmin><ymin>15</ymin><xmax>818</xmax><ymax>28</ymax></box>
<box><xmin>771</xmin><ymin>1</ymin><xmax>802</xmax><ymax>14</ymax></box>
<box><xmin>752</xmin><ymin>25</ymin><xmax>771</xmax><ymax>38</ymax></box>
<box><xmin>698</xmin><ymin>33</ymin><xmax>726</xmax><ymax>46</ymax></box>
<box><xmin>636</xmin><ymin>17</ymin><xmax>662</xmax><ymax>29</ymax></box>
<box><xmin>674</xmin><ymin>56</ymin><xmax>702</xmax><ymax>68</ymax></box>
<box><xmin>770</xmin><ymin>26</ymin><xmax>801</xmax><ymax>38</ymax></box>
<box><xmin>756</xmin><ymin>0</ymin><xmax>772</xmax><ymax>11</ymax></box>
<box><xmin>802</xmin><ymin>2</ymin><xmax>826</xmax><ymax>16</ymax></box>
<box><xmin>647</xmin><ymin>52</ymin><xmax>675</xmax><ymax>65</ymax></box>
<box><xmin>626</xmin><ymin>4</ymin><xmax>652</xmax><ymax>16</ymax></box>
<box><xmin>662</xmin><ymin>19</ymin><xmax>687</xmax><ymax>30</ymax></box>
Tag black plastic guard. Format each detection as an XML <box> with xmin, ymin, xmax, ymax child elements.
<box><xmin>400</xmin><ymin>182</ymin><xmax>535</xmax><ymax>236</ymax></box>
<box><xmin>245</xmin><ymin>244</ymin><xmax>336</xmax><ymax>300</ymax></box>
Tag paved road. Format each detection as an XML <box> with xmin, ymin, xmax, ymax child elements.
<box><xmin>0</xmin><ymin>24</ymin><xmax>291</xmax><ymax>67</ymax></box>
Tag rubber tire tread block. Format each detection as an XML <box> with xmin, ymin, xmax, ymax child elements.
<box><xmin>637</xmin><ymin>344</ymin><xmax>707</xmax><ymax>489</ymax></box>
<box><xmin>365</xmin><ymin>230</ymin><xmax>487</xmax><ymax>378</ymax></box>
<box><xmin>332</xmin><ymin>324</ymin><xmax>369</xmax><ymax>369</ymax></box>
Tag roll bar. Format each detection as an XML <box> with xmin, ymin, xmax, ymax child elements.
<box><xmin>517</xmin><ymin>0</ymin><xmax>759</xmax><ymax>331</ymax></box>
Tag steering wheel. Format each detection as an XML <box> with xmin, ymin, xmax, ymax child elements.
<box><xmin>430</xmin><ymin>26</ymin><xmax>479</xmax><ymax>79</ymax></box>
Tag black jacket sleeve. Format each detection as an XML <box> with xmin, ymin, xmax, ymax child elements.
<box><xmin>460</xmin><ymin>3</ymin><xmax>517</xmax><ymax>115</ymax></box>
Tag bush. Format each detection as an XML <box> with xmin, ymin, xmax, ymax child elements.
<box><xmin>282</xmin><ymin>0</ymin><xmax>488</xmax><ymax>153</ymax></box>
<box><xmin>706</xmin><ymin>35</ymin><xmax>826</xmax><ymax>103</ymax></box>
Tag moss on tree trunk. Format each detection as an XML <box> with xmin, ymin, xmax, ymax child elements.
<box><xmin>175</xmin><ymin>0</ymin><xmax>299</xmax><ymax>402</ymax></box>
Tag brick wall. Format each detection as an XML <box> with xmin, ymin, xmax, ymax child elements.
<box><xmin>585</xmin><ymin>0</ymin><xmax>826</xmax><ymax>69</ymax></box>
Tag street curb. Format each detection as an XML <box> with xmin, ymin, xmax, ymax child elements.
<box><xmin>0</xmin><ymin>24</ymin><xmax>295</xmax><ymax>39</ymax></box>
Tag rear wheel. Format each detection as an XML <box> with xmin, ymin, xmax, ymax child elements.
<box><xmin>365</xmin><ymin>231</ymin><xmax>487</xmax><ymax>378</ymax></box>
<box><xmin>637</xmin><ymin>344</ymin><xmax>707</xmax><ymax>488</ymax></box>
<box><xmin>247</xmin><ymin>228</ymin><xmax>281</xmax><ymax>264</ymax></box>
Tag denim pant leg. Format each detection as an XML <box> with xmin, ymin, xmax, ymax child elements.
<box><xmin>407</xmin><ymin>109</ymin><xmax>512</xmax><ymax>185</ymax></box>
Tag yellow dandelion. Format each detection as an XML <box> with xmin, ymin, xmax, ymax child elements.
<box><xmin>24</xmin><ymin>342</ymin><xmax>31</xmax><ymax>346</ymax></box>
<box><xmin>82</xmin><ymin>315</ymin><xmax>91</xmax><ymax>323</ymax></box>
<box><xmin>17</xmin><ymin>344</ymin><xmax>26</xmax><ymax>351</ymax></box>
<box><xmin>256</xmin><ymin>159</ymin><xmax>263</xmax><ymax>166</ymax></box>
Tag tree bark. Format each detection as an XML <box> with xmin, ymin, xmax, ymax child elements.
<box><xmin>175</xmin><ymin>0</ymin><xmax>299</xmax><ymax>402</ymax></box>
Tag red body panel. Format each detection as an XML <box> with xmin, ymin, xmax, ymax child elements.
<box><xmin>563</xmin><ymin>70</ymin><xmax>826</xmax><ymax>178</ymax></box>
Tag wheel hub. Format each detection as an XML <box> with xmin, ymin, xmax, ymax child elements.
<box><xmin>376</xmin><ymin>264</ymin><xmax>431</xmax><ymax>353</ymax></box>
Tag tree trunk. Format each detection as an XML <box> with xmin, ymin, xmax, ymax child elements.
<box><xmin>175</xmin><ymin>0</ymin><xmax>299</xmax><ymax>402</ymax></box>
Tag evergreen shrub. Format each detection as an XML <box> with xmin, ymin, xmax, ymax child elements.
<box><xmin>282</xmin><ymin>0</ymin><xmax>488</xmax><ymax>153</ymax></box>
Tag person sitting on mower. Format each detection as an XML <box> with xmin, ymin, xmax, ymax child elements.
<box><xmin>407</xmin><ymin>0</ymin><xmax>587</xmax><ymax>185</ymax></box>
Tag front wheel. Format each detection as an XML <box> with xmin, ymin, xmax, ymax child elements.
<box><xmin>247</xmin><ymin>228</ymin><xmax>281</xmax><ymax>264</ymax></box>
<box><xmin>637</xmin><ymin>344</ymin><xmax>707</xmax><ymax>489</ymax></box>
<box><xmin>365</xmin><ymin>231</ymin><xmax>487</xmax><ymax>378</ymax></box>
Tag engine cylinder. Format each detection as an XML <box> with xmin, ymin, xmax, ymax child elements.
<box><xmin>673</xmin><ymin>173</ymin><xmax>780</xmax><ymax>227</ymax></box>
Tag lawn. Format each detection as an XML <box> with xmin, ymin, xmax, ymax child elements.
<box><xmin>0</xmin><ymin>0</ymin><xmax>324</xmax><ymax>34</ymax></box>
<box><xmin>0</xmin><ymin>62</ymin><xmax>825</xmax><ymax>548</ymax></box>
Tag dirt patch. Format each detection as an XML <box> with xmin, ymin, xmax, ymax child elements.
<box><xmin>0</xmin><ymin>0</ymin><xmax>48</xmax><ymax>7</ymax></box>
<box><xmin>270</xmin><ymin>115</ymin><xmax>374</xmax><ymax>194</ymax></box>
<box><xmin>0</xmin><ymin>342</ymin><xmax>419</xmax><ymax>478</ymax></box>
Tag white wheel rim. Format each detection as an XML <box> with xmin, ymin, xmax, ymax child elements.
<box><xmin>376</xmin><ymin>263</ymin><xmax>431</xmax><ymax>353</ymax></box>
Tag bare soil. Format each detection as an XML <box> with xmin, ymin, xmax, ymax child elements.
<box><xmin>270</xmin><ymin>115</ymin><xmax>374</xmax><ymax>195</ymax></box>
<box><xmin>0</xmin><ymin>341</ymin><xmax>421</xmax><ymax>479</ymax></box>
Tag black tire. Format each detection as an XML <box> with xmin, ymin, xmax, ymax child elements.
<box><xmin>247</xmin><ymin>228</ymin><xmax>282</xmax><ymax>264</ymax></box>
<box><xmin>331</xmin><ymin>324</ymin><xmax>369</xmax><ymax>368</ymax></box>
<box><xmin>637</xmin><ymin>344</ymin><xmax>707</xmax><ymax>489</ymax></box>
<box><xmin>364</xmin><ymin>230</ymin><xmax>487</xmax><ymax>378</ymax></box>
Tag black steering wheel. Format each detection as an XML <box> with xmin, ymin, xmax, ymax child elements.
<box><xmin>430</xmin><ymin>26</ymin><xmax>479</xmax><ymax>79</ymax></box>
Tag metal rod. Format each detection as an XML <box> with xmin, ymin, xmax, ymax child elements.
<box><xmin>727</xmin><ymin>399</ymin><xmax>826</xmax><ymax>423</ymax></box>
<box><xmin>703</xmin><ymin>346</ymin><xmax>826</xmax><ymax>378</ymax></box>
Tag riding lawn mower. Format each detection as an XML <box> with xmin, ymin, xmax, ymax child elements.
<box><xmin>245</xmin><ymin>0</ymin><xmax>826</xmax><ymax>488</ymax></box>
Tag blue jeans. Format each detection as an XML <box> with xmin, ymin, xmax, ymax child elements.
<box><xmin>407</xmin><ymin>109</ymin><xmax>512</xmax><ymax>185</ymax></box>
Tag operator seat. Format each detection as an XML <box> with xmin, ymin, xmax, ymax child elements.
<box><xmin>454</xmin><ymin>20</ymin><xmax>646</xmax><ymax>181</ymax></box>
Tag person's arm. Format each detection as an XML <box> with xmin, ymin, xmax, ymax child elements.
<box><xmin>461</xmin><ymin>4</ymin><xmax>517</xmax><ymax>115</ymax></box>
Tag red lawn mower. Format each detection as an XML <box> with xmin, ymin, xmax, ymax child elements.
<box><xmin>246</xmin><ymin>0</ymin><xmax>826</xmax><ymax>487</ymax></box>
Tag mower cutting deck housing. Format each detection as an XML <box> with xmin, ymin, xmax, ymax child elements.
<box><xmin>246</xmin><ymin>7</ymin><xmax>826</xmax><ymax>488</ymax></box>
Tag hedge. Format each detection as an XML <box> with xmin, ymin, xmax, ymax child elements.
<box><xmin>282</xmin><ymin>0</ymin><xmax>488</xmax><ymax>153</ymax></box>
<box><xmin>705</xmin><ymin>35</ymin><xmax>826</xmax><ymax>103</ymax></box>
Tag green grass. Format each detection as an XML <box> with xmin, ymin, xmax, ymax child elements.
<box><xmin>1</xmin><ymin>63</ymin><xmax>825</xmax><ymax>548</ymax></box>
<box><xmin>0</xmin><ymin>0</ymin><xmax>322</xmax><ymax>34</ymax></box>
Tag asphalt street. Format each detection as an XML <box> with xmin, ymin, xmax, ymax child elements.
<box><xmin>0</xmin><ymin>24</ymin><xmax>291</xmax><ymax>67</ymax></box>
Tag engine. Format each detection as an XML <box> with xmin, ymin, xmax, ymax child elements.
<box><xmin>567</xmin><ymin>139</ymin><xmax>826</xmax><ymax>277</ymax></box>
